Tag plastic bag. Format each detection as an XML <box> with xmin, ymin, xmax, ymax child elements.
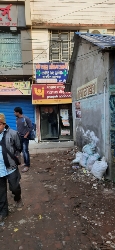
<box><xmin>79</xmin><ymin>152</ymin><xmax>89</xmax><ymax>168</ymax></box>
<box><xmin>86</xmin><ymin>153</ymin><xmax>100</xmax><ymax>171</ymax></box>
<box><xmin>82</xmin><ymin>143</ymin><xmax>96</xmax><ymax>155</ymax></box>
<box><xmin>91</xmin><ymin>158</ymin><xmax>108</xmax><ymax>180</ymax></box>
<box><xmin>72</xmin><ymin>152</ymin><xmax>82</xmax><ymax>164</ymax></box>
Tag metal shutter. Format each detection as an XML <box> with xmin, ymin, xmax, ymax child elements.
<box><xmin>0</xmin><ymin>97</ymin><xmax>35</xmax><ymax>130</ymax></box>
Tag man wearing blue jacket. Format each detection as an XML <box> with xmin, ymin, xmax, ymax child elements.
<box><xmin>0</xmin><ymin>113</ymin><xmax>22</xmax><ymax>222</ymax></box>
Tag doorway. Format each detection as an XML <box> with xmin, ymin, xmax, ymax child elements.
<box><xmin>40</xmin><ymin>104</ymin><xmax>73</xmax><ymax>141</ymax></box>
<box><xmin>40</xmin><ymin>105</ymin><xmax>59</xmax><ymax>140</ymax></box>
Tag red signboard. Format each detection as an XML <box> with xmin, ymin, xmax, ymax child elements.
<box><xmin>32</xmin><ymin>84</ymin><xmax>72</xmax><ymax>104</ymax></box>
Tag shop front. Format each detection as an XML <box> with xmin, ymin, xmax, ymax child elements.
<box><xmin>0</xmin><ymin>81</ymin><xmax>35</xmax><ymax>130</ymax></box>
<box><xmin>32</xmin><ymin>83</ymin><xmax>73</xmax><ymax>141</ymax></box>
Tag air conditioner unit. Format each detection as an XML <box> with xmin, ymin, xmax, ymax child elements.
<box><xmin>88</xmin><ymin>29</ymin><xmax>107</xmax><ymax>35</ymax></box>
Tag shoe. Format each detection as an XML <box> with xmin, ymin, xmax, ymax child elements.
<box><xmin>21</xmin><ymin>166</ymin><xmax>29</xmax><ymax>173</ymax></box>
<box><xmin>0</xmin><ymin>215</ymin><xmax>7</xmax><ymax>222</ymax></box>
<box><xmin>21</xmin><ymin>163</ymin><xmax>26</xmax><ymax>167</ymax></box>
<box><xmin>15</xmin><ymin>199</ymin><xmax>24</xmax><ymax>208</ymax></box>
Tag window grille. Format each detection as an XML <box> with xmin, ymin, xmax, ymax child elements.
<box><xmin>49</xmin><ymin>30</ymin><xmax>74</xmax><ymax>62</ymax></box>
<box><xmin>0</xmin><ymin>33</ymin><xmax>22</xmax><ymax>68</ymax></box>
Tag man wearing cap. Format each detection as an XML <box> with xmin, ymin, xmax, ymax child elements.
<box><xmin>0</xmin><ymin>113</ymin><xmax>22</xmax><ymax>222</ymax></box>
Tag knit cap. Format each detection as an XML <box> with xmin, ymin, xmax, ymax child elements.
<box><xmin>0</xmin><ymin>113</ymin><xmax>6</xmax><ymax>123</ymax></box>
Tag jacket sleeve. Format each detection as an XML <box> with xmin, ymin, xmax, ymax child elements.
<box><xmin>14</xmin><ymin>131</ymin><xmax>22</xmax><ymax>153</ymax></box>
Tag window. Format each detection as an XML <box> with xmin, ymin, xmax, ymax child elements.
<box><xmin>0</xmin><ymin>33</ymin><xmax>22</xmax><ymax>68</ymax></box>
<box><xmin>49</xmin><ymin>30</ymin><xmax>74</xmax><ymax>62</ymax></box>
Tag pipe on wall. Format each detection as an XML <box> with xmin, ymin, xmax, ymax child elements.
<box><xmin>103</xmin><ymin>82</ymin><xmax>106</xmax><ymax>155</ymax></box>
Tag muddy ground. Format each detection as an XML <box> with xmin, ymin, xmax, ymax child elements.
<box><xmin>1</xmin><ymin>147</ymin><xmax>115</xmax><ymax>250</ymax></box>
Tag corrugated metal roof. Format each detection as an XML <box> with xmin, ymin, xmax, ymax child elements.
<box><xmin>75</xmin><ymin>32</ymin><xmax>115</xmax><ymax>49</ymax></box>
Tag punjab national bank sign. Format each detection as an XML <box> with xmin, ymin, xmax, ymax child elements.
<box><xmin>32</xmin><ymin>84</ymin><xmax>72</xmax><ymax>104</ymax></box>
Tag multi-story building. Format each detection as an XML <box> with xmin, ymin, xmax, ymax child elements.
<box><xmin>1</xmin><ymin>1</ymin><xmax>115</xmax><ymax>142</ymax></box>
<box><xmin>30</xmin><ymin>0</ymin><xmax>115</xmax><ymax>142</ymax></box>
<box><xmin>0</xmin><ymin>0</ymin><xmax>35</xmax><ymax>130</ymax></box>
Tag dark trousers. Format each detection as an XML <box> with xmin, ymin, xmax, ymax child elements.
<box><xmin>51</xmin><ymin>123</ymin><xmax>58</xmax><ymax>136</ymax></box>
<box><xmin>21</xmin><ymin>137</ymin><xmax>30</xmax><ymax>167</ymax></box>
<box><xmin>0</xmin><ymin>168</ymin><xmax>21</xmax><ymax>217</ymax></box>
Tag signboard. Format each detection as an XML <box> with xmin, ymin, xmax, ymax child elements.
<box><xmin>35</xmin><ymin>63</ymin><xmax>68</xmax><ymax>83</ymax></box>
<box><xmin>77</xmin><ymin>78</ymin><xmax>97</xmax><ymax>100</ymax></box>
<box><xmin>0</xmin><ymin>82</ymin><xmax>31</xmax><ymax>95</ymax></box>
<box><xmin>32</xmin><ymin>84</ymin><xmax>72</xmax><ymax>104</ymax></box>
<box><xmin>0</xmin><ymin>4</ymin><xmax>25</xmax><ymax>27</ymax></box>
<box><xmin>0</xmin><ymin>4</ymin><xmax>17</xmax><ymax>26</ymax></box>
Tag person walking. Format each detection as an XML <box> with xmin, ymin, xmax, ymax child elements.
<box><xmin>14</xmin><ymin>107</ymin><xmax>32</xmax><ymax>173</ymax></box>
<box><xmin>0</xmin><ymin>113</ymin><xmax>22</xmax><ymax>222</ymax></box>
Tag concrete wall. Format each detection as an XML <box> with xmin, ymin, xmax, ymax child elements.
<box><xmin>72</xmin><ymin>38</ymin><xmax>110</xmax><ymax>161</ymax></box>
<box><xmin>30</xmin><ymin>0</ymin><xmax>115</xmax><ymax>29</ymax></box>
<box><xmin>32</xmin><ymin>29</ymin><xmax>49</xmax><ymax>76</ymax></box>
<box><xmin>72</xmin><ymin>40</ymin><xmax>109</xmax><ymax>95</ymax></box>
<box><xmin>21</xmin><ymin>30</ymin><xmax>33</xmax><ymax>76</ymax></box>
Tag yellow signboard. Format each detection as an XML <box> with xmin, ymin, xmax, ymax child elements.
<box><xmin>32</xmin><ymin>99</ymin><xmax>72</xmax><ymax>104</ymax></box>
<box><xmin>0</xmin><ymin>81</ymin><xmax>31</xmax><ymax>95</ymax></box>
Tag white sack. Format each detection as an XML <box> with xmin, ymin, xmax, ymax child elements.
<box><xmin>91</xmin><ymin>158</ymin><xmax>108</xmax><ymax>180</ymax></box>
<box><xmin>82</xmin><ymin>143</ymin><xmax>96</xmax><ymax>155</ymax></box>
<box><xmin>79</xmin><ymin>152</ymin><xmax>89</xmax><ymax>168</ymax></box>
<box><xmin>86</xmin><ymin>153</ymin><xmax>100</xmax><ymax>171</ymax></box>
<box><xmin>72</xmin><ymin>152</ymin><xmax>82</xmax><ymax>164</ymax></box>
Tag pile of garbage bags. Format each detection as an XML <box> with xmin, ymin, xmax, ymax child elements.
<box><xmin>72</xmin><ymin>143</ymin><xmax>108</xmax><ymax>180</ymax></box>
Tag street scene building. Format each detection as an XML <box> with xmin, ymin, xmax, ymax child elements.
<box><xmin>30</xmin><ymin>0</ymin><xmax>115</xmax><ymax>142</ymax></box>
<box><xmin>1</xmin><ymin>0</ymin><xmax>115</xmax><ymax>141</ymax></box>
<box><xmin>66</xmin><ymin>32</ymin><xmax>115</xmax><ymax>180</ymax></box>
<box><xmin>1</xmin><ymin>1</ymin><xmax>115</xmax><ymax>249</ymax></box>
<box><xmin>0</xmin><ymin>0</ymin><xmax>34</xmax><ymax>130</ymax></box>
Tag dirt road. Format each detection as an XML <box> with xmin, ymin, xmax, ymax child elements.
<box><xmin>1</xmin><ymin>148</ymin><xmax>115</xmax><ymax>250</ymax></box>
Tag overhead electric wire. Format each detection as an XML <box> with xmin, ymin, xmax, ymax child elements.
<box><xmin>0</xmin><ymin>0</ymin><xmax>113</xmax><ymax>74</ymax></box>
<box><xmin>31</xmin><ymin>0</ymin><xmax>111</xmax><ymax>23</ymax></box>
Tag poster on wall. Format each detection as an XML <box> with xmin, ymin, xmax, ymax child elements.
<box><xmin>60</xmin><ymin>109</ymin><xmax>70</xmax><ymax>126</ymax></box>
<box><xmin>75</xmin><ymin>101</ymin><xmax>81</xmax><ymax>119</ymax></box>
<box><xmin>61</xmin><ymin>129</ymin><xmax>70</xmax><ymax>136</ymax></box>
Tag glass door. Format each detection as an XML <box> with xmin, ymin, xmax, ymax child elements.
<box><xmin>59</xmin><ymin>104</ymin><xmax>73</xmax><ymax>140</ymax></box>
<box><xmin>40</xmin><ymin>105</ymin><xmax>59</xmax><ymax>140</ymax></box>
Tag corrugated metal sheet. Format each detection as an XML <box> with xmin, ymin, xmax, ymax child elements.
<box><xmin>75</xmin><ymin>32</ymin><xmax>115</xmax><ymax>49</ymax></box>
<box><xmin>30</xmin><ymin>0</ymin><xmax>115</xmax><ymax>25</ymax></box>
